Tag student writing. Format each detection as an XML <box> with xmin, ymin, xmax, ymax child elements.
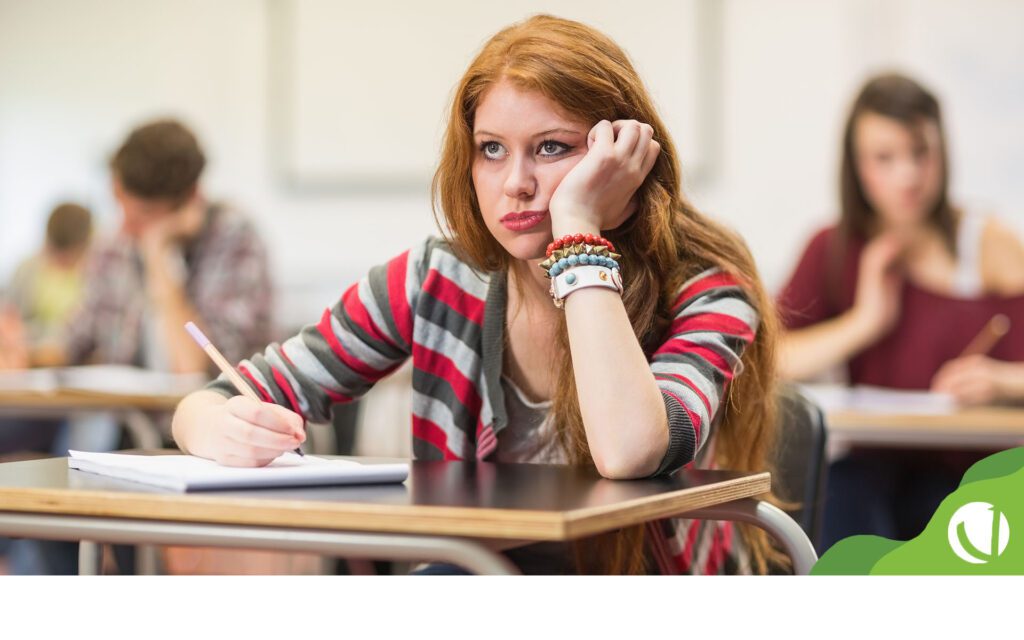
<box><xmin>173</xmin><ymin>15</ymin><xmax>784</xmax><ymax>575</ymax></box>
<box><xmin>776</xmin><ymin>73</ymin><xmax>1024</xmax><ymax>551</ymax></box>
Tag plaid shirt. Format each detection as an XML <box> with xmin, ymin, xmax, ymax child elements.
<box><xmin>64</xmin><ymin>203</ymin><xmax>273</xmax><ymax>369</ymax></box>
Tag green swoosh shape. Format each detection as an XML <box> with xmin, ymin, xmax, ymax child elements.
<box><xmin>812</xmin><ymin>448</ymin><xmax>1024</xmax><ymax>575</ymax></box>
<box><xmin>957</xmin><ymin>520</ymin><xmax>989</xmax><ymax>563</ymax></box>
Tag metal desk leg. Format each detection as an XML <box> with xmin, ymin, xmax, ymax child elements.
<box><xmin>78</xmin><ymin>541</ymin><xmax>102</xmax><ymax>575</ymax></box>
<box><xmin>686</xmin><ymin>498</ymin><xmax>819</xmax><ymax>575</ymax></box>
<box><xmin>121</xmin><ymin>410</ymin><xmax>165</xmax><ymax>450</ymax></box>
<box><xmin>137</xmin><ymin>544</ymin><xmax>162</xmax><ymax>575</ymax></box>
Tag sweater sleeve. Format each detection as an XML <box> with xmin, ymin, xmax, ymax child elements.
<box><xmin>204</xmin><ymin>238</ymin><xmax>434</xmax><ymax>423</ymax></box>
<box><xmin>649</xmin><ymin>268</ymin><xmax>760</xmax><ymax>475</ymax></box>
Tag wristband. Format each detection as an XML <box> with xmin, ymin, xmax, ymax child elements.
<box><xmin>549</xmin><ymin>264</ymin><xmax>623</xmax><ymax>309</ymax></box>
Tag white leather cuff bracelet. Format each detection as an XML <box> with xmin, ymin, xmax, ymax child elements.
<box><xmin>549</xmin><ymin>265</ymin><xmax>623</xmax><ymax>308</ymax></box>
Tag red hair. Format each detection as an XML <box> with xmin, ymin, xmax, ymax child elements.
<box><xmin>432</xmin><ymin>15</ymin><xmax>784</xmax><ymax>574</ymax></box>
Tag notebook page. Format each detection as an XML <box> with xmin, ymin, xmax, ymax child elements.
<box><xmin>799</xmin><ymin>384</ymin><xmax>957</xmax><ymax>415</ymax></box>
<box><xmin>55</xmin><ymin>366</ymin><xmax>207</xmax><ymax>397</ymax></box>
<box><xmin>68</xmin><ymin>450</ymin><xmax>409</xmax><ymax>491</ymax></box>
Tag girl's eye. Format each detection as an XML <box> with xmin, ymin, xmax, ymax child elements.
<box><xmin>538</xmin><ymin>140</ymin><xmax>569</xmax><ymax>157</ymax></box>
<box><xmin>480</xmin><ymin>141</ymin><xmax>506</xmax><ymax>160</ymax></box>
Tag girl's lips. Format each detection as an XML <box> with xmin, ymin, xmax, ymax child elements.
<box><xmin>500</xmin><ymin>210</ymin><xmax>548</xmax><ymax>232</ymax></box>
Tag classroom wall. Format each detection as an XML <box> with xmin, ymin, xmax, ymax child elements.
<box><xmin>704</xmin><ymin>0</ymin><xmax>1024</xmax><ymax>292</ymax></box>
<box><xmin>2</xmin><ymin>0</ymin><xmax>1022</xmax><ymax>331</ymax></box>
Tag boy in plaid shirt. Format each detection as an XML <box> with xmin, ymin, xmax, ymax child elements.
<box><xmin>6</xmin><ymin>120</ymin><xmax>273</xmax><ymax>574</ymax></box>
<box><xmin>64</xmin><ymin>119</ymin><xmax>273</xmax><ymax>371</ymax></box>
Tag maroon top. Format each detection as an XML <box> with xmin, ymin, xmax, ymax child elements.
<box><xmin>777</xmin><ymin>226</ymin><xmax>1024</xmax><ymax>389</ymax></box>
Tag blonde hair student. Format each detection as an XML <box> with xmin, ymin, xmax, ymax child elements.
<box><xmin>172</xmin><ymin>14</ymin><xmax>783</xmax><ymax>574</ymax></box>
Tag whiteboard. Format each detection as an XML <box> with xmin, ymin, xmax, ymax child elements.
<box><xmin>269</xmin><ymin>0</ymin><xmax>714</xmax><ymax>191</ymax></box>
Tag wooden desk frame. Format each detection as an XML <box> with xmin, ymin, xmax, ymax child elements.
<box><xmin>0</xmin><ymin>461</ymin><xmax>817</xmax><ymax>575</ymax></box>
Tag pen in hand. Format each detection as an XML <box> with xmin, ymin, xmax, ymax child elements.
<box><xmin>184</xmin><ymin>321</ymin><xmax>305</xmax><ymax>457</ymax></box>
<box><xmin>961</xmin><ymin>314</ymin><xmax>1011</xmax><ymax>358</ymax></box>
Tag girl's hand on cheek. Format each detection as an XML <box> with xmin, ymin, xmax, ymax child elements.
<box><xmin>548</xmin><ymin>119</ymin><xmax>660</xmax><ymax>238</ymax></box>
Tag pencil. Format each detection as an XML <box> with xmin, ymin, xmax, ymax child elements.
<box><xmin>185</xmin><ymin>321</ymin><xmax>304</xmax><ymax>456</ymax></box>
<box><xmin>960</xmin><ymin>314</ymin><xmax>1011</xmax><ymax>357</ymax></box>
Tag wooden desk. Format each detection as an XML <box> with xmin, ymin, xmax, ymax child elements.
<box><xmin>0</xmin><ymin>389</ymin><xmax>181</xmax><ymax>413</ymax></box>
<box><xmin>797</xmin><ymin>384</ymin><xmax>1024</xmax><ymax>451</ymax></box>
<box><xmin>0</xmin><ymin>366</ymin><xmax>205</xmax><ymax>448</ymax></box>
<box><xmin>826</xmin><ymin>407</ymin><xmax>1024</xmax><ymax>450</ymax></box>
<box><xmin>0</xmin><ymin>390</ymin><xmax>181</xmax><ymax>450</ymax></box>
<box><xmin>0</xmin><ymin>456</ymin><xmax>817</xmax><ymax>574</ymax></box>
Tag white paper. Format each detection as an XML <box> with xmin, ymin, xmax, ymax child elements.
<box><xmin>0</xmin><ymin>369</ymin><xmax>58</xmax><ymax>392</ymax></box>
<box><xmin>55</xmin><ymin>366</ymin><xmax>207</xmax><ymax>396</ymax></box>
<box><xmin>68</xmin><ymin>450</ymin><xmax>409</xmax><ymax>492</ymax></box>
<box><xmin>799</xmin><ymin>384</ymin><xmax>957</xmax><ymax>415</ymax></box>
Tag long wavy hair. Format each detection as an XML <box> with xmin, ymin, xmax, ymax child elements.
<box><xmin>431</xmin><ymin>14</ymin><xmax>784</xmax><ymax>574</ymax></box>
<box><xmin>830</xmin><ymin>73</ymin><xmax>956</xmax><ymax>299</ymax></box>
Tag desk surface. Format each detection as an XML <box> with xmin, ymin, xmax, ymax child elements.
<box><xmin>826</xmin><ymin>406</ymin><xmax>1024</xmax><ymax>449</ymax></box>
<box><xmin>0</xmin><ymin>389</ymin><xmax>182</xmax><ymax>412</ymax></box>
<box><xmin>0</xmin><ymin>456</ymin><xmax>770</xmax><ymax>541</ymax></box>
<box><xmin>798</xmin><ymin>383</ymin><xmax>1024</xmax><ymax>448</ymax></box>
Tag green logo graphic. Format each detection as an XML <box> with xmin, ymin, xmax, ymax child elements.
<box><xmin>812</xmin><ymin>447</ymin><xmax>1024</xmax><ymax>575</ymax></box>
<box><xmin>947</xmin><ymin>502</ymin><xmax>1009</xmax><ymax>564</ymax></box>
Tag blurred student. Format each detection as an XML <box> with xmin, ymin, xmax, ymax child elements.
<box><xmin>0</xmin><ymin>203</ymin><xmax>92</xmax><ymax>573</ymax></box>
<box><xmin>14</xmin><ymin>119</ymin><xmax>275</xmax><ymax>574</ymax></box>
<box><xmin>777</xmin><ymin>73</ymin><xmax>1024</xmax><ymax>551</ymax></box>
<box><xmin>62</xmin><ymin>119</ymin><xmax>274</xmax><ymax>373</ymax></box>
<box><xmin>1</xmin><ymin>202</ymin><xmax>93</xmax><ymax>367</ymax></box>
<box><xmin>0</xmin><ymin>203</ymin><xmax>93</xmax><ymax>459</ymax></box>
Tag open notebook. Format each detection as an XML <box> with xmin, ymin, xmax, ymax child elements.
<box><xmin>68</xmin><ymin>450</ymin><xmax>409</xmax><ymax>492</ymax></box>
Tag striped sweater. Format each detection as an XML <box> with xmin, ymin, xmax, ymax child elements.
<box><xmin>209</xmin><ymin>237</ymin><xmax>759</xmax><ymax>574</ymax></box>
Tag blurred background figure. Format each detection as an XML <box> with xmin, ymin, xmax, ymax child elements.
<box><xmin>60</xmin><ymin>119</ymin><xmax>274</xmax><ymax>375</ymax></box>
<box><xmin>776</xmin><ymin>73</ymin><xmax>1024</xmax><ymax>552</ymax></box>
<box><xmin>1</xmin><ymin>202</ymin><xmax>93</xmax><ymax>367</ymax></box>
<box><xmin>0</xmin><ymin>202</ymin><xmax>92</xmax><ymax>574</ymax></box>
<box><xmin>4</xmin><ymin>119</ymin><xmax>275</xmax><ymax>575</ymax></box>
<box><xmin>0</xmin><ymin>202</ymin><xmax>93</xmax><ymax>460</ymax></box>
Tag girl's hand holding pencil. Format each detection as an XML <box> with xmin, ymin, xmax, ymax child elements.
<box><xmin>182</xmin><ymin>321</ymin><xmax>306</xmax><ymax>467</ymax></box>
<box><xmin>931</xmin><ymin>314</ymin><xmax>1013</xmax><ymax>406</ymax></box>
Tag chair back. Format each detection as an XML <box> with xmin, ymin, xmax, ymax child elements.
<box><xmin>772</xmin><ymin>383</ymin><xmax>828</xmax><ymax>550</ymax></box>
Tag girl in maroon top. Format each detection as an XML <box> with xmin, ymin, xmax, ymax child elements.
<box><xmin>777</xmin><ymin>74</ymin><xmax>1024</xmax><ymax>551</ymax></box>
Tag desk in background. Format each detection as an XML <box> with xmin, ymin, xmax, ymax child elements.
<box><xmin>800</xmin><ymin>383</ymin><xmax>1024</xmax><ymax>451</ymax></box>
<box><xmin>0</xmin><ymin>456</ymin><xmax>818</xmax><ymax>575</ymax></box>
<box><xmin>0</xmin><ymin>366</ymin><xmax>204</xmax><ymax>449</ymax></box>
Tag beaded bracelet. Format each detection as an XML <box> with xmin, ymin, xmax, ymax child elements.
<box><xmin>546</xmin><ymin>233</ymin><xmax>615</xmax><ymax>257</ymax></box>
<box><xmin>538</xmin><ymin>234</ymin><xmax>622</xmax><ymax>278</ymax></box>
<box><xmin>546</xmin><ymin>253</ymin><xmax>620</xmax><ymax>277</ymax></box>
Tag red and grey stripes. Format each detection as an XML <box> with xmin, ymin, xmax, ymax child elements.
<box><xmin>206</xmin><ymin>237</ymin><xmax>759</xmax><ymax>573</ymax></box>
